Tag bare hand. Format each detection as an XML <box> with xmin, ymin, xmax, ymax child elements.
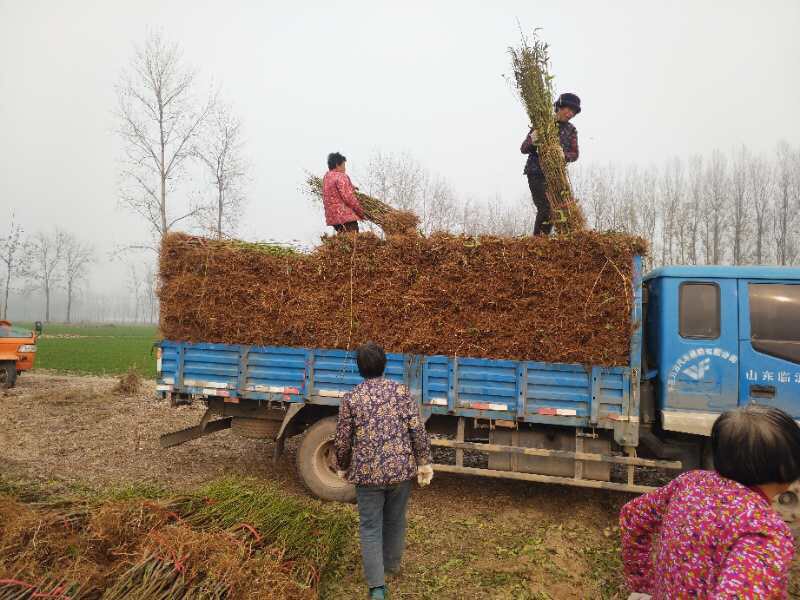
<box><xmin>558</xmin><ymin>147</ymin><xmax>565</xmax><ymax>160</ymax></box>
<box><xmin>530</xmin><ymin>130</ymin><xmax>539</xmax><ymax>144</ymax></box>
<box><xmin>417</xmin><ymin>464</ymin><xmax>434</xmax><ymax>487</ymax></box>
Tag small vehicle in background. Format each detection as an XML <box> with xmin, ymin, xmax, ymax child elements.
<box><xmin>0</xmin><ymin>320</ymin><xmax>41</xmax><ymax>388</ymax></box>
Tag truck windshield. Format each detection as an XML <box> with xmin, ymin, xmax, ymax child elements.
<box><xmin>0</xmin><ymin>326</ymin><xmax>32</xmax><ymax>338</ymax></box>
<box><xmin>749</xmin><ymin>283</ymin><xmax>800</xmax><ymax>364</ymax></box>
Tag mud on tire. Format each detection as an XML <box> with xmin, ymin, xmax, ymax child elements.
<box><xmin>230</xmin><ymin>417</ymin><xmax>281</xmax><ymax>439</ymax></box>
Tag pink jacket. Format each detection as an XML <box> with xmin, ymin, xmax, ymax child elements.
<box><xmin>620</xmin><ymin>470</ymin><xmax>794</xmax><ymax>599</ymax></box>
<box><xmin>322</xmin><ymin>170</ymin><xmax>364</xmax><ymax>226</ymax></box>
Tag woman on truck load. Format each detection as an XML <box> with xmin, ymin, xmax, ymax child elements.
<box><xmin>520</xmin><ymin>92</ymin><xmax>580</xmax><ymax>236</ymax></box>
<box><xmin>334</xmin><ymin>342</ymin><xmax>433</xmax><ymax>600</ymax></box>
<box><xmin>322</xmin><ymin>152</ymin><xmax>365</xmax><ymax>234</ymax></box>
<box><xmin>620</xmin><ymin>405</ymin><xmax>799</xmax><ymax>599</ymax></box>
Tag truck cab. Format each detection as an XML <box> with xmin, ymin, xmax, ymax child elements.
<box><xmin>642</xmin><ymin>266</ymin><xmax>800</xmax><ymax>454</ymax></box>
<box><xmin>0</xmin><ymin>320</ymin><xmax>40</xmax><ymax>388</ymax></box>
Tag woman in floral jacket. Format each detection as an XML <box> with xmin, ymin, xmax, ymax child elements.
<box><xmin>620</xmin><ymin>405</ymin><xmax>800</xmax><ymax>599</ymax></box>
<box><xmin>322</xmin><ymin>152</ymin><xmax>364</xmax><ymax>233</ymax></box>
<box><xmin>335</xmin><ymin>342</ymin><xmax>433</xmax><ymax>600</ymax></box>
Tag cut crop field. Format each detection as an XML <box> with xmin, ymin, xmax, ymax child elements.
<box><xmin>3</xmin><ymin>374</ymin><xmax>800</xmax><ymax>599</ymax></box>
<box><xmin>19</xmin><ymin>322</ymin><xmax>159</xmax><ymax>378</ymax></box>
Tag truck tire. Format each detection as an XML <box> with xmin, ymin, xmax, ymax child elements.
<box><xmin>774</xmin><ymin>481</ymin><xmax>800</xmax><ymax>526</ymax></box>
<box><xmin>231</xmin><ymin>417</ymin><xmax>281</xmax><ymax>439</ymax></box>
<box><xmin>0</xmin><ymin>362</ymin><xmax>16</xmax><ymax>389</ymax></box>
<box><xmin>296</xmin><ymin>417</ymin><xmax>356</xmax><ymax>503</ymax></box>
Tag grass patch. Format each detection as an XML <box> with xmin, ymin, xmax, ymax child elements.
<box><xmin>18</xmin><ymin>322</ymin><xmax>159</xmax><ymax>378</ymax></box>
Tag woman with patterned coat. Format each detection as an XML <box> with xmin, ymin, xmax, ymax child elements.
<box><xmin>334</xmin><ymin>342</ymin><xmax>433</xmax><ymax>600</ymax></box>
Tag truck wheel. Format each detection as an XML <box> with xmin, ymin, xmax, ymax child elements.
<box><xmin>231</xmin><ymin>417</ymin><xmax>281</xmax><ymax>439</ymax></box>
<box><xmin>0</xmin><ymin>362</ymin><xmax>16</xmax><ymax>389</ymax></box>
<box><xmin>774</xmin><ymin>481</ymin><xmax>800</xmax><ymax>526</ymax></box>
<box><xmin>296</xmin><ymin>416</ymin><xmax>356</xmax><ymax>503</ymax></box>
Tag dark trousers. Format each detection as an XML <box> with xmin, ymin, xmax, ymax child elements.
<box><xmin>334</xmin><ymin>221</ymin><xmax>359</xmax><ymax>233</ymax></box>
<box><xmin>355</xmin><ymin>480</ymin><xmax>412</xmax><ymax>588</ymax></box>
<box><xmin>527</xmin><ymin>175</ymin><xmax>552</xmax><ymax>236</ymax></box>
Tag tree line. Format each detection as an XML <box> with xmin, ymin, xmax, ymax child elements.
<box><xmin>0</xmin><ymin>219</ymin><xmax>92</xmax><ymax>322</ymax></box>
<box><xmin>572</xmin><ymin>143</ymin><xmax>800</xmax><ymax>269</ymax></box>
<box><xmin>0</xmin><ymin>221</ymin><xmax>157</xmax><ymax>325</ymax></box>
<box><xmin>356</xmin><ymin>143</ymin><xmax>800</xmax><ymax>271</ymax></box>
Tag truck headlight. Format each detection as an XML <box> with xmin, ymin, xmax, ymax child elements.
<box><xmin>18</xmin><ymin>345</ymin><xmax>37</xmax><ymax>353</ymax></box>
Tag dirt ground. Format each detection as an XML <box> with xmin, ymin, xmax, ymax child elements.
<box><xmin>1</xmin><ymin>373</ymin><xmax>796</xmax><ymax>599</ymax></box>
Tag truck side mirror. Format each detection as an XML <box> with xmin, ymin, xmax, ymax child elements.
<box><xmin>34</xmin><ymin>321</ymin><xmax>43</xmax><ymax>335</ymax></box>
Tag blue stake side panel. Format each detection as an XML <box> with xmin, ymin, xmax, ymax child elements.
<box><xmin>158</xmin><ymin>341</ymin><xmax>406</xmax><ymax>405</ymax></box>
<box><xmin>158</xmin><ymin>342</ymin><xmax>632</xmax><ymax>430</ymax></box>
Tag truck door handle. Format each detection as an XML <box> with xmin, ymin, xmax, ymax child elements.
<box><xmin>750</xmin><ymin>385</ymin><xmax>776</xmax><ymax>398</ymax></box>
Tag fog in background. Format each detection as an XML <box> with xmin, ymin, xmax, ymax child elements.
<box><xmin>1</xmin><ymin>0</ymin><xmax>799</xmax><ymax>323</ymax></box>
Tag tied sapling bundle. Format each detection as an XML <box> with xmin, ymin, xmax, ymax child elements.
<box><xmin>305</xmin><ymin>174</ymin><xmax>420</xmax><ymax>236</ymax></box>
<box><xmin>509</xmin><ymin>31</ymin><xmax>586</xmax><ymax>232</ymax></box>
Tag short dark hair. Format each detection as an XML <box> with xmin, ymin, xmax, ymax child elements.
<box><xmin>711</xmin><ymin>404</ymin><xmax>800</xmax><ymax>486</ymax></box>
<box><xmin>327</xmin><ymin>152</ymin><xmax>346</xmax><ymax>171</ymax></box>
<box><xmin>356</xmin><ymin>342</ymin><xmax>386</xmax><ymax>379</ymax></box>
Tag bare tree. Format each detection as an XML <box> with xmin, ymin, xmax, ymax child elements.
<box><xmin>684</xmin><ymin>155</ymin><xmax>704</xmax><ymax>264</ymax></box>
<box><xmin>638</xmin><ymin>165</ymin><xmax>659</xmax><ymax>260</ymax></box>
<box><xmin>659</xmin><ymin>158</ymin><xmax>684</xmax><ymax>265</ymax></box>
<box><xmin>361</xmin><ymin>151</ymin><xmax>463</xmax><ymax>235</ymax></box>
<box><xmin>195</xmin><ymin>102</ymin><xmax>248</xmax><ymax>239</ymax></box>
<box><xmin>730</xmin><ymin>146</ymin><xmax>751</xmax><ymax>265</ymax></box>
<box><xmin>143</xmin><ymin>262</ymin><xmax>158</xmax><ymax>324</ymax></box>
<box><xmin>774</xmin><ymin>141</ymin><xmax>799</xmax><ymax>265</ymax></box>
<box><xmin>116</xmin><ymin>32</ymin><xmax>213</xmax><ymax>245</ymax></box>
<box><xmin>28</xmin><ymin>231</ymin><xmax>65</xmax><ymax>322</ymax></box>
<box><xmin>61</xmin><ymin>233</ymin><xmax>93</xmax><ymax>323</ymax></box>
<box><xmin>749</xmin><ymin>155</ymin><xmax>774</xmax><ymax>264</ymax></box>
<box><xmin>0</xmin><ymin>215</ymin><xmax>28</xmax><ymax>320</ymax></box>
<box><xmin>126</xmin><ymin>263</ymin><xmax>144</xmax><ymax>323</ymax></box>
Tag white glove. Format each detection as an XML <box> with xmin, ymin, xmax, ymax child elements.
<box><xmin>529</xmin><ymin>129</ymin><xmax>539</xmax><ymax>143</ymax></box>
<box><xmin>557</xmin><ymin>146</ymin><xmax>565</xmax><ymax>160</ymax></box>
<box><xmin>627</xmin><ymin>594</ymin><xmax>652</xmax><ymax>600</ymax></box>
<box><xmin>336</xmin><ymin>470</ymin><xmax>347</xmax><ymax>480</ymax></box>
<box><xmin>417</xmin><ymin>464</ymin><xmax>433</xmax><ymax>487</ymax></box>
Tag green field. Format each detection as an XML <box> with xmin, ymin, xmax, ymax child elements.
<box><xmin>18</xmin><ymin>322</ymin><xmax>159</xmax><ymax>378</ymax></box>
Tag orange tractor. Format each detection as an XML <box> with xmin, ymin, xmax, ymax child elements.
<box><xmin>0</xmin><ymin>320</ymin><xmax>40</xmax><ymax>388</ymax></box>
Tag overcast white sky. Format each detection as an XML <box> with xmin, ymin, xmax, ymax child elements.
<box><xmin>1</xmin><ymin>0</ymin><xmax>799</xmax><ymax>296</ymax></box>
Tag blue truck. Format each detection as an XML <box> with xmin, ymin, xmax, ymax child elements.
<box><xmin>156</xmin><ymin>259</ymin><xmax>800</xmax><ymax>515</ymax></box>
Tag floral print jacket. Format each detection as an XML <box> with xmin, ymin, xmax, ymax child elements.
<box><xmin>334</xmin><ymin>377</ymin><xmax>431</xmax><ymax>487</ymax></box>
<box><xmin>322</xmin><ymin>170</ymin><xmax>364</xmax><ymax>226</ymax></box>
<box><xmin>520</xmin><ymin>120</ymin><xmax>579</xmax><ymax>178</ymax></box>
<box><xmin>620</xmin><ymin>470</ymin><xmax>794</xmax><ymax>599</ymax></box>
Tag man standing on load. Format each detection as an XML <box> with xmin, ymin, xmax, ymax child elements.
<box><xmin>520</xmin><ymin>92</ymin><xmax>581</xmax><ymax>235</ymax></box>
<box><xmin>323</xmin><ymin>152</ymin><xmax>365</xmax><ymax>233</ymax></box>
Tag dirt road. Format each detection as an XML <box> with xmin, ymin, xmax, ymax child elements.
<box><xmin>1</xmin><ymin>373</ymin><xmax>796</xmax><ymax>599</ymax></box>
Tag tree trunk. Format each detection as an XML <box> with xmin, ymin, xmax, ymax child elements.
<box><xmin>66</xmin><ymin>281</ymin><xmax>73</xmax><ymax>323</ymax></box>
<box><xmin>44</xmin><ymin>282</ymin><xmax>50</xmax><ymax>322</ymax></box>
<box><xmin>2</xmin><ymin>266</ymin><xmax>10</xmax><ymax>320</ymax></box>
<box><xmin>160</xmin><ymin>108</ymin><xmax>168</xmax><ymax>238</ymax></box>
<box><xmin>217</xmin><ymin>181</ymin><xmax>224</xmax><ymax>240</ymax></box>
<box><xmin>756</xmin><ymin>221</ymin><xmax>763</xmax><ymax>263</ymax></box>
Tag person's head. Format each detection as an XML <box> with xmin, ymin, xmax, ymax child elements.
<box><xmin>356</xmin><ymin>342</ymin><xmax>386</xmax><ymax>379</ymax></box>
<box><xmin>711</xmin><ymin>404</ymin><xmax>800</xmax><ymax>491</ymax></box>
<box><xmin>327</xmin><ymin>152</ymin><xmax>347</xmax><ymax>172</ymax></box>
<box><xmin>554</xmin><ymin>92</ymin><xmax>581</xmax><ymax>122</ymax></box>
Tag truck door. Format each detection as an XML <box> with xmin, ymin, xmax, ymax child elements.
<box><xmin>738</xmin><ymin>281</ymin><xmax>800</xmax><ymax>417</ymax></box>
<box><xmin>660</xmin><ymin>278</ymin><xmax>740</xmax><ymax>434</ymax></box>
